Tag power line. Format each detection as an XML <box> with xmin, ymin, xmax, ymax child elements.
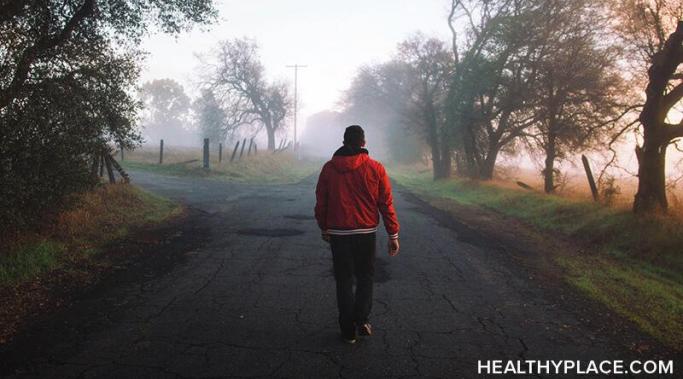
<box><xmin>285</xmin><ymin>64</ymin><xmax>307</xmax><ymax>146</ymax></box>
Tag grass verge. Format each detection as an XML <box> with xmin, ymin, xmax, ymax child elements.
<box><xmin>1</xmin><ymin>184</ymin><xmax>181</xmax><ymax>287</ymax></box>
<box><xmin>392</xmin><ymin>167</ymin><xmax>683</xmax><ymax>350</ymax></box>
<box><xmin>122</xmin><ymin>147</ymin><xmax>321</xmax><ymax>184</ymax></box>
<box><xmin>0</xmin><ymin>183</ymin><xmax>181</xmax><ymax>343</ymax></box>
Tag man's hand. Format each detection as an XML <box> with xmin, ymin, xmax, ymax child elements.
<box><xmin>322</xmin><ymin>232</ymin><xmax>331</xmax><ymax>243</ymax></box>
<box><xmin>388</xmin><ymin>238</ymin><xmax>400</xmax><ymax>256</ymax></box>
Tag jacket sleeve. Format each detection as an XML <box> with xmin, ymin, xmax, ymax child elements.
<box><xmin>377</xmin><ymin>163</ymin><xmax>400</xmax><ymax>239</ymax></box>
<box><xmin>314</xmin><ymin>164</ymin><xmax>329</xmax><ymax>232</ymax></box>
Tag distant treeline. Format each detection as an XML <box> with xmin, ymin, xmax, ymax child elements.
<box><xmin>339</xmin><ymin>0</ymin><xmax>683</xmax><ymax>215</ymax></box>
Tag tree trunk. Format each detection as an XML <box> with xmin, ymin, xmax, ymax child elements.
<box><xmin>454</xmin><ymin>150</ymin><xmax>466</xmax><ymax>177</ymax></box>
<box><xmin>425</xmin><ymin>103</ymin><xmax>448</xmax><ymax>180</ymax></box>
<box><xmin>633</xmin><ymin>144</ymin><xmax>668</xmax><ymax>213</ymax></box>
<box><xmin>429</xmin><ymin>141</ymin><xmax>445</xmax><ymax>180</ymax></box>
<box><xmin>437</xmin><ymin>135</ymin><xmax>452</xmax><ymax>179</ymax></box>
<box><xmin>543</xmin><ymin>153</ymin><xmax>555</xmax><ymax>194</ymax></box>
<box><xmin>462</xmin><ymin>124</ymin><xmax>479</xmax><ymax>178</ymax></box>
<box><xmin>479</xmin><ymin>158</ymin><xmax>495</xmax><ymax>180</ymax></box>
<box><xmin>478</xmin><ymin>143</ymin><xmax>499</xmax><ymax>180</ymax></box>
<box><xmin>543</xmin><ymin>133</ymin><xmax>557</xmax><ymax>194</ymax></box>
<box><xmin>632</xmin><ymin>21</ymin><xmax>683</xmax><ymax>214</ymax></box>
<box><xmin>266</xmin><ymin>126</ymin><xmax>275</xmax><ymax>150</ymax></box>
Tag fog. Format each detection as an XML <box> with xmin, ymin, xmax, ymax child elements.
<box><xmin>131</xmin><ymin>0</ymin><xmax>683</xmax><ymax>199</ymax></box>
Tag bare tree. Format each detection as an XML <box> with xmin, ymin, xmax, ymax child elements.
<box><xmin>203</xmin><ymin>38</ymin><xmax>292</xmax><ymax>150</ymax></box>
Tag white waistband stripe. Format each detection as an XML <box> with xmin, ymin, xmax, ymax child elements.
<box><xmin>327</xmin><ymin>227</ymin><xmax>378</xmax><ymax>235</ymax></box>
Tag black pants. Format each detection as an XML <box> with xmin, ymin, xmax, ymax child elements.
<box><xmin>330</xmin><ymin>233</ymin><xmax>376</xmax><ymax>335</ymax></box>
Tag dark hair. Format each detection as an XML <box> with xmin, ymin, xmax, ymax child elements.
<box><xmin>343</xmin><ymin>124</ymin><xmax>365</xmax><ymax>147</ymax></box>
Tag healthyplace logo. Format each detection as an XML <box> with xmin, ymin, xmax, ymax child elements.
<box><xmin>477</xmin><ymin>360</ymin><xmax>674</xmax><ymax>375</ymax></box>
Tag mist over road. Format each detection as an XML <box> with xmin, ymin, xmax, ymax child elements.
<box><xmin>3</xmin><ymin>170</ymin><xmax>650</xmax><ymax>378</ymax></box>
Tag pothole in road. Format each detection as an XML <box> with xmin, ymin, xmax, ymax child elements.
<box><xmin>236</xmin><ymin>228</ymin><xmax>305</xmax><ymax>237</ymax></box>
<box><xmin>284</xmin><ymin>214</ymin><xmax>315</xmax><ymax>220</ymax></box>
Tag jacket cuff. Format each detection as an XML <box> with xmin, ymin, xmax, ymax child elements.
<box><xmin>388</xmin><ymin>233</ymin><xmax>399</xmax><ymax>240</ymax></box>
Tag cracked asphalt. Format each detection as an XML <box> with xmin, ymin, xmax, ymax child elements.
<box><xmin>2</xmin><ymin>170</ymin><xmax>662</xmax><ymax>378</ymax></box>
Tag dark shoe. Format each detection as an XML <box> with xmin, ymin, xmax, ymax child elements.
<box><xmin>358</xmin><ymin>323</ymin><xmax>372</xmax><ymax>336</ymax></box>
<box><xmin>341</xmin><ymin>331</ymin><xmax>357</xmax><ymax>344</ymax></box>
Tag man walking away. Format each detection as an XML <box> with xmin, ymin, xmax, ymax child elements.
<box><xmin>314</xmin><ymin>125</ymin><xmax>400</xmax><ymax>344</ymax></box>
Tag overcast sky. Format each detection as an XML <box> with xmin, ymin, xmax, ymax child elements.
<box><xmin>139</xmin><ymin>0</ymin><xmax>453</xmax><ymax>141</ymax></box>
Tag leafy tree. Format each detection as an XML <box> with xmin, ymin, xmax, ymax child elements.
<box><xmin>341</xmin><ymin>63</ymin><xmax>423</xmax><ymax>164</ymax></box>
<box><xmin>0</xmin><ymin>44</ymin><xmax>141</xmax><ymax>233</ymax></box>
<box><xmin>139</xmin><ymin>79</ymin><xmax>192</xmax><ymax>145</ymax></box>
<box><xmin>523</xmin><ymin>1</ymin><xmax>626</xmax><ymax>193</ymax></box>
<box><xmin>202</xmin><ymin>38</ymin><xmax>292</xmax><ymax>150</ymax></box>
<box><xmin>396</xmin><ymin>35</ymin><xmax>455</xmax><ymax>178</ymax></box>
<box><xmin>0</xmin><ymin>0</ymin><xmax>216</xmax><ymax>109</ymax></box>
<box><xmin>195</xmin><ymin>89</ymin><xmax>229</xmax><ymax>146</ymax></box>
<box><xmin>447</xmin><ymin>0</ymin><xmax>541</xmax><ymax>180</ymax></box>
<box><xmin>0</xmin><ymin>0</ymin><xmax>216</xmax><ymax>237</ymax></box>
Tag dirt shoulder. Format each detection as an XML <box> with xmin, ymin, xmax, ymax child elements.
<box><xmin>0</xmin><ymin>207</ymin><xmax>212</xmax><ymax>375</ymax></box>
<box><xmin>0</xmin><ymin>184</ymin><xmax>184</xmax><ymax>346</ymax></box>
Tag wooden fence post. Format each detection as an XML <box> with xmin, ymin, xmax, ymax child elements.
<box><xmin>219</xmin><ymin>142</ymin><xmax>223</xmax><ymax>163</ymax></box>
<box><xmin>239</xmin><ymin>138</ymin><xmax>247</xmax><ymax>159</ymax></box>
<box><xmin>230</xmin><ymin>141</ymin><xmax>240</xmax><ymax>162</ymax></box>
<box><xmin>159</xmin><ymin>139</ymin><xmax>164</xmax><ymax>164</ymax></box>
<box><xmin>91</xmin><ymin>154</ymin><xmax>100</xmax><ymax>176</ymax></box>
<box><xmin>104</xmin><ymin>154</ymin><xmax>116</xmax><ymax>184</ymax></box>
<box><xmin>203</xmin><ymin>138</ymin><xmax>210</xmax><ymax>169</ymax></box>
<box><xmin>109</xmin><ymin>155</ymin><xmax>130</xmax><ymax>183</ymax></box>
<box><xmin>581</xmin><ymin>154</ymin><xmax>599</xmax><ymax>201</ymax></box>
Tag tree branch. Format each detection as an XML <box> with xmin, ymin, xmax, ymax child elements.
<box><xmin>662</xmin><ymin>82</ymin><xmax>683</xmax><ymax>111</ymax></box>
<box><xmin>0</xmin><ymin>0</ymin><xmax>97</xmax><ymax>109</ymax></box>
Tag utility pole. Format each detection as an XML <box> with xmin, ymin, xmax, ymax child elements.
<box><xmin>285</xmin><ymin>64</ymin><xmax>307</xmax><ymax>148</ymax></box>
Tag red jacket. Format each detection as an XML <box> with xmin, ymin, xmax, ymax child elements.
<box><xmin>314</xmin><ymin>147</ymin><xmax>399</xmax><ymax>239</ymax></box>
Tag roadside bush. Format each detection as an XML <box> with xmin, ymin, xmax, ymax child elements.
<box><xmin>0</xmin><ymin>0</ymin><xmax>217</xmax><ymax>247</ymax></box>
<box><xmin>0</xmin><ymin>50</ymin><xmax>141</xmax><ymax>243</ymax></box>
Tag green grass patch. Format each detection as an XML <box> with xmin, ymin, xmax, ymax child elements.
<box><xmin>393</xmin><ymin>167</ymin><xmax>683</xmax><ymax>349</ymax></box>
<box><xmin>0</xmin><ymin>241</ymin><xmax>63</xmax><ymax>286</ymax></box>
<box><xmin>559</xmin><ymin>255</ymin><xmax>683</xmax><ymax>349</ymax></box>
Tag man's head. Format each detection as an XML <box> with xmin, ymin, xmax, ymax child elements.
<box><xmin>343</xmin><ymin>125</ymin><xmax>365</xmax><ymax>148</ymax></box>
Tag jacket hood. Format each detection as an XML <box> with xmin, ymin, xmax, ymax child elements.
<box><xmin>330</xmin><ymin>145</ymin><xmax>369</xmax><ymax>173</ymax></box>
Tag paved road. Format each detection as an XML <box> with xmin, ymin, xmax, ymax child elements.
<box><xmin>3</xmin><ymin>170</ymin><xmax>656</xmax><ymax>378</ymax></box>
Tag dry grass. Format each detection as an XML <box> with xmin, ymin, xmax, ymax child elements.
<box><xmin>494</xmin><ymin>163</ymin><xmax>683</xmax><ymax>215</ymax></box>
<box><xmin>56</xmin><ymin>183</ymin><xmax>180</xmax><ymax>247</ymax></box>
<box><xmin>122</xmin><ymin>146</ymin><xmax>322</xmax><ymax>184</ymax></box>
<box><xmin>124</xmin><ymin>145</ymin><xmax>203</xmax><ymax>165</ymax></box>
<box><xmin>0</xmin><ymin>184</ymin><xmax>181</xmax><ymax>286</ymax></box>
